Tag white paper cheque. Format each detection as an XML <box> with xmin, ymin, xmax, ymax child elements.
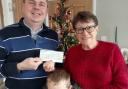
<box><xmin>40</xmin><ymin>49</ymin><xmax>64</xmax><ymax>63</ymax></box>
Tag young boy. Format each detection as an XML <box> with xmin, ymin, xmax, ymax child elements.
<box><xmin>46</xmin><ymin>70</ymin><xmax>72</xmax><ymax>89</ymax></box>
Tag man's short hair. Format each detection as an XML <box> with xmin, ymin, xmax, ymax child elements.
<box><xmin>23</xmin><ymin>0</ymin><xmax>48</xmax><ymax>3</ymax></box>
<box><xmin>23</xmin><ymin>0</ymin><xmax>25</xmax><ymax>3</ymax></box>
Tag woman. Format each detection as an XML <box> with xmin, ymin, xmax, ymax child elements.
<box><xmin>64</xmin><ymin>11</ymin><xmax>128</xmax><ymax>89</ymax></box>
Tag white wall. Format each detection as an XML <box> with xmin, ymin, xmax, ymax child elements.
<box><xmin>96</xmin><ymin>0</ymin><xmax>128</xmax><ymax>48</ymax></box>
<box><xmin>1</xmin><ymin>0</ymin><xmax>14</xmax><ymax>26</ymax></box>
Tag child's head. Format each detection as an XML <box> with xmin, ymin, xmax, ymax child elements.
<box><xmin>47</xmin><ymin>70</ymin><xmax>72</xmax><ymax>89</ymax></box>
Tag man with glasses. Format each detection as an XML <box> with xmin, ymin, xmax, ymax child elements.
<box><xmin>64</xmin><ymin>11</ymin><xmax>128</xmax><ymax>89</ymax></box>
<box><xmin>0</xmin><ymin>0</ymin><xmax>58</xmax><ymax>89</ymax></box>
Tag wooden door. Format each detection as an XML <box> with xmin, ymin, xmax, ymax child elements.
<box><xmin>66</xmin><ymin>0</ymin><xmax>92</xmax><ymax>17</ymax></box>
<box><xmin>12</xmin><ymin>0</ymin><xmax>23</xmax><ymax>23</ymax></box>
<box><xmin>48</xmin><ymin>0</ymin><xmax>93</xmax><ymax>27</ymax></box>
<box><xmin>48</xmin><ymin>0</ymin><xmax>92</xmax><ymax>19</ymax></box>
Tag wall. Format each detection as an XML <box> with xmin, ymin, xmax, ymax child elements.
<box><xmin>96</xmin><ymin>0</ymin><xmax>128</xmax><ymax>48</ymax></box>
<box><xmin>1</xmin><ymin>0</ymin><xmax>14</xmax><ymax>26</ymax></box>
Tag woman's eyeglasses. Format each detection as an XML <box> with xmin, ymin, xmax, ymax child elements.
<box><xmin>75</xmin><ymin>25</ymin><xmax>96</xmax><ymax>34</ymax></box>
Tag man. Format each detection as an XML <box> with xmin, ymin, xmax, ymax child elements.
<box><xmin>0</xmin><ymin>0</ymin><xmax>58</xmax><ymax>89</ymax></box>
<box><xmin>46</xmin><ymin>70</ymin><xmax>72</xmax><ymax>89</ymax></box>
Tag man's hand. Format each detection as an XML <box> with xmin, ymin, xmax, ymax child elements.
<box><xmin>17</xmin><ymin>57</ymin><xmax>42</xmax><ymax>71</ymax></box>
<box><xmin>43</xmin><ymin>60</ymin><xmax>55</xmax><ymax>72</ymax></box>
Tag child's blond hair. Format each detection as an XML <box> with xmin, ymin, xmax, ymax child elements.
<box><xmin>47</xmin><ymin>69</ymin><xmax>72</xmax><ymax>89</ymax></box>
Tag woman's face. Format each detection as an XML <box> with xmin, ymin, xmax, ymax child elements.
<box><xmin>75</xmin><ymin>20</ymin><xmax>99</xmax><ymax>45</ymax></box>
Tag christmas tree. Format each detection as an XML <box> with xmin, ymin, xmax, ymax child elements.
<box><xmin>49</xmin><ymin>0</ymin><xmax>78</xmax><ymax>52</ymax></box>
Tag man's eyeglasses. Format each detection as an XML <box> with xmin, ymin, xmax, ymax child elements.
<box><xmin>75</xmin><ymin>25</ymin><xmax>97</xmax><ymax>34</ymax></box>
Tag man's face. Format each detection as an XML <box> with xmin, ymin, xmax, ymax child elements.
<box><xmin>22</xmin><ymin>0</ymin><xmax>48</xmax><ymax>24</ymax></box>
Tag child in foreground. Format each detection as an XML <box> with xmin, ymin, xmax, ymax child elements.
<box><xmin>46</xmin><ymin>70</ymin><xmax>72</xmax><ymax>89</ymax></box>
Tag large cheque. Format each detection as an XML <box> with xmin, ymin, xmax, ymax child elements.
<box><xmin>40</xmin><ymin>49</ymin><xmax>64</xmax><ymax>63</ymax></box>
